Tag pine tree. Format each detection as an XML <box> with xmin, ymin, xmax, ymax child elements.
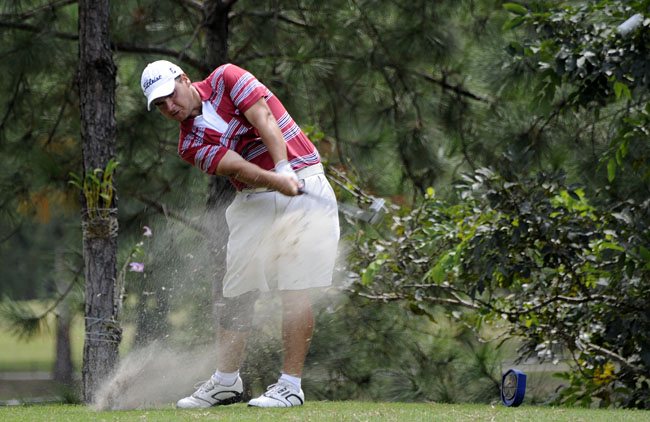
<box><xmin>78</xmin><ymin>0</ymin><xmax>120</xmax><ymax>402</ymax></box>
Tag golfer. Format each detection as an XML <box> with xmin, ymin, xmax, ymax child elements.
<box><xmin>140</xmin><ymin>60</ymin><xmax>339</xmax><ymax>408</ymax></box>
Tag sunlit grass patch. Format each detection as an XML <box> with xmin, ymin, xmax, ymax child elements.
<box><xmin>0</xmin><ymin>300</ymin><xmax>135</xmax><ymax>373</ymax></box>
<box><xmin>0</xmin><ymin>402</ymin><xmax>648</xmax><ymax>422</ymax></box>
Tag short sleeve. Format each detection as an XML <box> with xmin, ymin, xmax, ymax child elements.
<box><xmin>178</xmin><ymin>124</ymin><xmax>227</xmax><ymax>175</ymax></box>
<box><xmin>222</xmin><ymin>64</ymin><xmax>269</xmax><ymax>113</ymax></box>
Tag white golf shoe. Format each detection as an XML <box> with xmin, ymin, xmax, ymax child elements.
<box><xmin>247</xmin><ymin>382</ymin><xmax>305</xmax><ymax>408</ymax></box>
<box><xmin>176</xmin><ymin>375</ymin><xmax>243</xmax><ymax>408</ymax></box>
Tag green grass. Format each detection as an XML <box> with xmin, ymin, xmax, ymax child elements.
<box><xmin>0</xmin><ymin>312</ymin><xmax>83</xmax><ymax>373</ymax></box>
<box><xmin>0</xmin><ymin>301</ymin><xmax>87</xmax><ymax>373</ymax></box>
<box><xmin>0</xmin><ymin>402</ymin><xmax>648</xmax><ymax>422</ymax></box>
<box><xmin>0</xmin><ymin>301</ymin><xmax>136</xmax><ymax>373</ymax></box>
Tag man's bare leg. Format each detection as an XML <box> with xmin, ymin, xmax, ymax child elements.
<box><xmin>247</xmin><ymin>289</ymin><xmax>312</xmax><ymax>407</ymax></box>
<box><xmin>280</xmin><ymin>289</ymin><xmax>314</xmax><ymax>377</ymax></box>
<box><xmin>176</xmin><ymin>326</ymin><xmax>249</xmax><ymax>408</ymax></box>
<box><xmin>217</xmin><ymin>326</ymin><xmax>250</xmax><ymax>372</ymax></box>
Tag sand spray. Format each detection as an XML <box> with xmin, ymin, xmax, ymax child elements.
<box><xmin>93</xmin><ymin>200</ymin><xmax>349</xmax><ymax>410</ymax></box>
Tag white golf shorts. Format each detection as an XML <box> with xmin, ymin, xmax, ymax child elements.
<box><xmin>222</xmin><ymin>172</ymin><xmax>340</xmax><ymax>297</ymax></box>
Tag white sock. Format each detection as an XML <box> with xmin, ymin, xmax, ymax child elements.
<box><xmin>279</xmin><ymin>373</ymin><xmax>301</xmax><ymax>391</ymax></box>
<box><xmin>214</xmin><ymin>370</ymin><xmax>239</xmax><ymax>386</ymax></box>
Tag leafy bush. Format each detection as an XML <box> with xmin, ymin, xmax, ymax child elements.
<box><xmin>350</xmin><ymin>165</ymin><xmax>650</xmax><ymax>408</ymax></box>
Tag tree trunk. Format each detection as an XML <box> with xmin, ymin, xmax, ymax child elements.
<box><xmin>53</xmin><ymin>225</ymin><xmax>74</xmax><ymax>388</ymax></box>
<box><xmin>203</xmin><ymin>0</ymin><xmax>237</xmax><ymax>324</ymax></box>
<box><xmin>78</xmin><ymin>0</ymin><xmax>120</xmax><ymax>403</ymax></box>
<box><xmin>54</xmin><ymin>312</ymin><xmax>74</xmax><ymax>387</ymax></box>
<box><xmin>204</xmin><ymin>0</ymin><xmax>232</xmax><ymax>69</ymax></box>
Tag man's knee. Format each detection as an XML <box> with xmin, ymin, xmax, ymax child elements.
<box><xmin>218</xmin><ymin>291</ymin><xmax>259</xmax><ymax>332</ymax></box>
<box><xmin>280</xmin><ymin>289</ymin><xmax>312</xmax><ymax>308</ymax></box>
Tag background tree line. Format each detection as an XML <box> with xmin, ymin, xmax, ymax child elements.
<box><xmin>0</xmin><ymin>0</ymin><xmax>648</xmax><ymax>408</ymax></box>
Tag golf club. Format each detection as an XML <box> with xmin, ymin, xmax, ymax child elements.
<box><xmin>299</xmin><ymin>187</ymin><xmax>386</xmax><ymax>224</ymax></box>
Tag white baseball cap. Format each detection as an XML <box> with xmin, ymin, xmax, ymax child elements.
<box><xmin>141</xmin><ymin>60</ymin><xmax>184</xmax><ymax>110</ymax></box>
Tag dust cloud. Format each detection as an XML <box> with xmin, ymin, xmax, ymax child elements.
<box><xmin>92</xmin><ymin>201</ymin><xmax>349</xmax><ymax>410</ymax></box>
<box><xmin>93</xmin><ymin>341</ymin><xmax>215</xmax><ymax>410</ymax></box>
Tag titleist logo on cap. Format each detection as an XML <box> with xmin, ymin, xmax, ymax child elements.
<box><xmin>142</xmin><ymin>75</ymin><xmax>162</xmax><ymax>90</ymax></box>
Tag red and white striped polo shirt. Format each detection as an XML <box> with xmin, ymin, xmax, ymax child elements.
<box><xmin>178</xmin><ymin>64</ymin><xmax>320</xmax><ymax>191</ymax></box>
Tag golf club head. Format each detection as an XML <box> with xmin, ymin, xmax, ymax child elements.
<box><xmin>368</xmin><ymin>198</ymin><xmax>385</xmax><ymax>224</ymax></box>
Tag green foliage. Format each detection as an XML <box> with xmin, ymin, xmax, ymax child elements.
<box><xmin>501</xmin><ymin>0</ymin><xmax>650</xmax><ymax>186</ymax></box>
<box><xmin>350</xmin><ymin>162</ymin><xmax>650</xmax><ymax>408</ymax></box>
<box><xmin>306</xmin><ymin>295</ymin><xmax>503</xmax><ymax>404</ymax></box>
<box><xmin>0</xmin><ymin>1</ymin><xmax>82</xmax><ymax>299</ymax></box>
<box><xmin>0</xmin><ymin>299</ymin><xmax>44</xmax><ymax>340</ymax></box>
<box><xmin>503</xmin><ymin>1</ymin><xmax>650</xmax><ymax>108</ymax></box>
<box><xmin>68</xmin><ymin>158</ymin><xmax>119</xmax><ymax>219</ymax></box>
<box><xmin>224</xmin><ymin>0</ymin><xmax>488</xmax><ymax>196</ymax></box>
<box><xmin>604</xmin><ymin>102</ymin><xmax>650</xmax><ymax>182</ymax></box>
<box><xmin>551</xmin><ymin>360</ymin><xmax>620</xmax><ymax>408</ymax></box>
<box><xmin>0</xmin><ymin>276</ymin><xmax>83</xmax><ymax>342</ymax></box>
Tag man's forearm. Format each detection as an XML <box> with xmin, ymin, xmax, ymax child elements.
<box><xmin>256</xmin><ymin>118</ymin><xmax>287</xmax><ymax>166</ymax></box>
<box><xmin>216</xmin><ymin>149</ymin><xmax>298</xmax><ymax>195</ymax></box>
<box><xmin>230</xmin><ymin>161</ymin><xmax>283</xmax><ymax>190</ymax></box>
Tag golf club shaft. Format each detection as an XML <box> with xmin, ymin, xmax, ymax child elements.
<box><xmin>299</xmin><ymin>188</ymin><xmax>383</xmax><ymax>223</ymax></box>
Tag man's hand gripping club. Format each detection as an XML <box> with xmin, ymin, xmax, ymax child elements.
<box><xmin>216</xmin><ymin>150</ymin><xmax>301</xmax><ymax>196</ymax></box>
<box><xmin>221</xmin><ymin>97</ymin><xmax>301</xmax><ymax>196</ymax></box>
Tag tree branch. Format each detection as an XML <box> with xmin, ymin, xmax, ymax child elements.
<box><xmin>113</xmin><ymin>42</ymin><xmax>208</xmax><ymax>73</ymax></box>
<box><xmin>174</xmin><ymin>0</ymin><xmax>204</xmax><ymax>12</ymax></box>
<box><xmin>0</xmin><ymin>0</ymin><xmax>77</xmax><ymax>21</ymax></box>
<box><xmin>173</xmin><ymin>0</ymin><xmax>239</xmax><ymax>13</ymax></box>
<box><xmin>0</xmin><ymin>73</ymin><xmax>24</xmax><ymax>134</ymax></box>
<box><xmin>229</xmin><ymin>10</ymin><xmax>310</xmax><ymax>28</ymax></box>
<box><xmin>355</xmin><ymin>291</ymin><xmax>480</xmax><ymax>310</ymax></box>
<box><xmin>0</xmin><ymin>224</ymin><xmax>22</xmax><ymax>245</ymax></box>
<box><xmin>45</xmin><ymin>77</ymin><xmax>76</xmax><ymax>147</ymax></box>
<box><xmin>581</xmin><ymin>341</ymin><xmax>646</xmax><ymax>376</ymax></box>
<box><xmin>0</xmin><ymin>19</ymin><xmax>77</xmax><ymax>40</ymax></box>
<box><xmin>0</xmin><ymin>262</ymin><xmax>83</xmax><ymax>340</ymax></box>
<box><xmin>177</xmin><ymin>22</ymin><xmax>205</xmax><ymax>64</ymax></box>
<box><xmin>414</xmin><ymin>70</ymin><xmax>493</xmax><ymax>104</ymax></box>
<box><xmin>0</xmin><ymin>20</ymin><xmax>208</xmax><ymax>72</ymax></box>
<box><xmin>400</xmin><ymin>283</ymin><xmax>620</xmax><ymax>316</ymax></box>
<box><xmin>37</xmin><ymin>265</ymin><xmax>83</xmax><ymax>319</ymax></box>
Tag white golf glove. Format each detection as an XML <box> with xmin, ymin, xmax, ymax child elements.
<box><xmin>275</xmin><ymin>160</ymin><xmax>299</xmax><ymax>181</ymax></box>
